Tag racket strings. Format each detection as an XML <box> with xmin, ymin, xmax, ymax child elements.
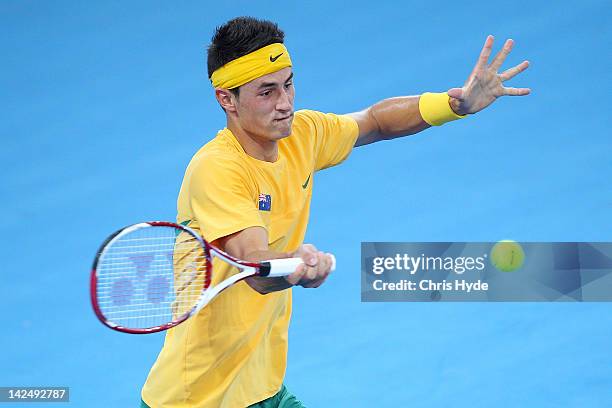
<box><xmin>95</xmin><ymin>226</ymin><xmax>210</xmax><ymax>330</ymax></box>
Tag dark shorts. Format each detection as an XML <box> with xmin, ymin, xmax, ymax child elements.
<box><xmin>140</xmin><ymin>384</ymin><xmax>305</xmax><ymax>408</ymax></box>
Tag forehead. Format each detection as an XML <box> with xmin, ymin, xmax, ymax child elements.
<box><xmin>241</xmin><ymin>67</ymin><xmax>293</xmax><ymax>91</ymax></box>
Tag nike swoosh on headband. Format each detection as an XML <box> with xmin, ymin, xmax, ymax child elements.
<box><xmin>270</xmin><ymin>53</ymin><xmax>284</xmax><ymax>62</ymax></box>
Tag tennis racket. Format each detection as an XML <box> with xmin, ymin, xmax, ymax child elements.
<box><xmin>90</xmin><ymin>221</ymin><xmax>335</xmax><ymax>334</ymax></box>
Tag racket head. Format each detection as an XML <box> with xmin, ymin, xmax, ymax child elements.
<box><xmin>90</xmin><ymin>222</ymin><xmax>212</xmax><ymax>334</ymax></box>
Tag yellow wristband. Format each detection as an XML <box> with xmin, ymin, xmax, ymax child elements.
<box><xmin>418</xmin><ymin>92</ymin><xmax>466</xmax><ymax>126</ymax></box>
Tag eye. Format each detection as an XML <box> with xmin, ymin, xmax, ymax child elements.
<box><xmin>284</xmin><ymin>82</ymin><xmax>293</xmax><ymax>89</ymax></box>
<box><xmin>260</xmin><ymin>90</ymin><xmax>272</xmax><ymax>97</ymax></box>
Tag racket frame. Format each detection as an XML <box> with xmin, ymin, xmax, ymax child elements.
<box><xmin>91</xmin><ymin>221</ymin><xmax>264</xmax><ymax>334</ymax></box>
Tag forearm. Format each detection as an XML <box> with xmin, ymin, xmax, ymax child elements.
<box><xmin>354</xmin><ymin>96</ymin><xmax>429</xmax><ymax>146</ymax></box>
<box><xmin>371</xmin><ymin>96</ymin><xmax>431</xmax><ymax>138</ymax></box>
<box><xmin>353</xmin><ymin>93</ymin><xmax>465</xmax><ymax>147</ymax></box>
<box><xmin>215</xmin><ymin>226</ymin><xmax>333</xmax><ymax>295</ymax></box>
<box><xmin>214</xmin><ymin>228</ymin><xmax>294</xmax><ymax>295</ymax></box>
<box><xmin>242</xmin><ymin>249</ymin><xmax>294</xmax><ymax>294</ymax></box>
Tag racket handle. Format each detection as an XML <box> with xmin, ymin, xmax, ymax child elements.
<box><xmin>262</xmin><ymin>255</ymin><xmax>336</xmax><ymax>277</ymax></box>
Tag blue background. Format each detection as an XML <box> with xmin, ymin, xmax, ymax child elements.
<box><xmin>2</xmin><ymin>0</ymin><xmax>611</xmax><ymax>406</ymax></box>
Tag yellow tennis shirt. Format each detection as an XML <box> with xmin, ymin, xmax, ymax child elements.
<box><xmin>141</xmin><ymin>109</ymin><xmax>358</xmax><ymax>408</ymax></box>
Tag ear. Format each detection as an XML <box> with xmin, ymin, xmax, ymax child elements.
<box><xmin>215</xmin><ymin>88</ymin><xmax>238</xmax><ymax>113</ymax></box>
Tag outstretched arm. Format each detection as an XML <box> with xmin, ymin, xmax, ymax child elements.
<box><xmin>349</xmin><ymin>35</ymin><xmax>530</xmax><ymax>147</ymax></box>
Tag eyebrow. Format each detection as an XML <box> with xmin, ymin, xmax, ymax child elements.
<box><xmin>257</xmin><ymin>72</ymin><xmax>294</xmax><ymax>90</ymax></box>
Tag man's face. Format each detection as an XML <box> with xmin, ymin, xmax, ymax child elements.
<box><xmin>232</xmin><ymin>67</ymin><xmax>295</xmax><ymax>141</ymax></box>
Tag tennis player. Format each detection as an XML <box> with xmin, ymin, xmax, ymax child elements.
<box><xmin>141</xmin><ymin>17</ymin><xmax>530</xmax><ymax>408</ymax></box>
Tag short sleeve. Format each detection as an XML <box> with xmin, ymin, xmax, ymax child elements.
<box><xmin>297</xmin><ymin>110</ymin><xmax>359</xmax><ymax>171</ymax></box>
<box><xmin>188</xmin><ymin>155</ymin><xmax>265</xmax><ymax>243</ymax></box>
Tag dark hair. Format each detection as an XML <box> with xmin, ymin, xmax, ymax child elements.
<box><xmin>207</xmin><ymin>17</ymin><xmax>285</xmax><ymax>94</ymax></box>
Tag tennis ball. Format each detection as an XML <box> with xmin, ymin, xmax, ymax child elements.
<box><xmin>490</xmin><ymin>240</ymin><xmax>525</xmax><ymax>272</ymax></box>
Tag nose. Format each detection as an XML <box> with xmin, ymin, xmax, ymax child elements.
<box><xmin>276</xmin><ymin>87</ymin><xmax>293</xmax><ymax>113</ymax></box>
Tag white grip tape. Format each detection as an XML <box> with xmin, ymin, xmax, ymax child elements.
<box><xmin>265</xmin><ymin>255</ymin><xmax>336</xmax><ymax>277</ymax></box>
<box><xmin>266</xmin><ymin>258</ymin><xmax>301</xmax><ymax>277</ymax></box>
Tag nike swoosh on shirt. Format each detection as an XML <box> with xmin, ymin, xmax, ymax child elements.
<box><xmin>302</xmin><ymin>173</ymin><xmax>311</xmax><ymax>189</ymax></box>
<box><xmin>270</xmin><ymin>53</ymin><xmax>283</xmax><ymax>62</ymax></box>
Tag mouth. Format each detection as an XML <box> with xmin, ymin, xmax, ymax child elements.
<box><xmin>274</xmin><ymin>114</ymin><xmax>294</xmax><ymax>122</ymax></box>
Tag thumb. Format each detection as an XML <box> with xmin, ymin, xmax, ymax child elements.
<box><xmin>447</xmin><ymin>87</ymin><xmax>464</xmax><ymax>99</ymax></box>
<box><xmin>298</xmin><ymin>245</ymin><xmax>318</xmax><ymax>267</ymax></box>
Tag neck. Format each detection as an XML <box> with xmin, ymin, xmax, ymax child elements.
<box><xmin>227</xmin><ymin>119</ymin><xmax>278</xmax><ymax>163</ymax></box>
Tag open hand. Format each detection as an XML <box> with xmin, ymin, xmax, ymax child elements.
<box><xmin>447</xmin><ymin>35</ymin><xmax>530</xmax><ymax>115</ymax></box>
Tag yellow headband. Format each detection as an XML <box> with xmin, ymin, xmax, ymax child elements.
<box><xmin>210</xmin><ymin>43</ymin><xmax>292</xmax><ymax>89</ymax></box>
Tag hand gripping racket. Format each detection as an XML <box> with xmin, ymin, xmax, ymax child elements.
<box><xmin>90</xmin><ymin>221</ymin><xmax>336</xmax><ymax>334</ymax></box>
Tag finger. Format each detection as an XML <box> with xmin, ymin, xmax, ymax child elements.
<box><xmin>317</xmin><ymin>251</ymin><xmax>330</xmax><ymax>273</ymax></box>
<box><xmin>324</xmin><ymin>253</ymin><xmax>334</xmax><ymax>272</ymax></box>
<box><xmin>300</xmin><ymin>273</ymin><xmax>323</xmax><ymax>288</ymax></box>
<box><xmin>302</xmin><ymin>243</ymin><xmax>317</xmax><ymax>252</ymax></box>
<box><xmin>309</xmin><ymin>254</ymin><xmax>333</xmax><ymax>286</ymax></box>
<box><xmin>299</xmin><ymin>253</ymin><xmax>333</xmax><ymax>287</ymax></box>
<box><xmin>300</xmin><ymin>269</ymin><xmax>331</xmax><ymax>288</ymax></box>
<box><xmin>300</xmin><ymin>244</ymin><xmax>318</xmax><ymax>267</ymax></box>
<box><xmin>285</xmin><ymin>263</ymin><xmax>308</xmax><ymax>285</ymax></box>
<box><xmin>447</xmin><ymin>87</ymin><xmax>464</xmax><ymax>100</ymax></box>
<box><xmin>305</xmin><ymin>264</ymin><xmax>319</xmax><ymax>280</ymax></box>
<box><xmin>474</xmin><ymin>35</ymin><xmax>494</xmax><ymax>71</ymax></box>
<box><xmin>490</xmin><ymin>39</ymin><xmax>514</xmax><ymax>71</ymax></box>
<box><xmin>503</xmin><ymin>87</ymin><xmax>531</xmax><ymax>96</ymax></box>
<box><xmin>499</xmin><ymin>60</ymin><xmax>530</xmax><ymax>81</ymax></box>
